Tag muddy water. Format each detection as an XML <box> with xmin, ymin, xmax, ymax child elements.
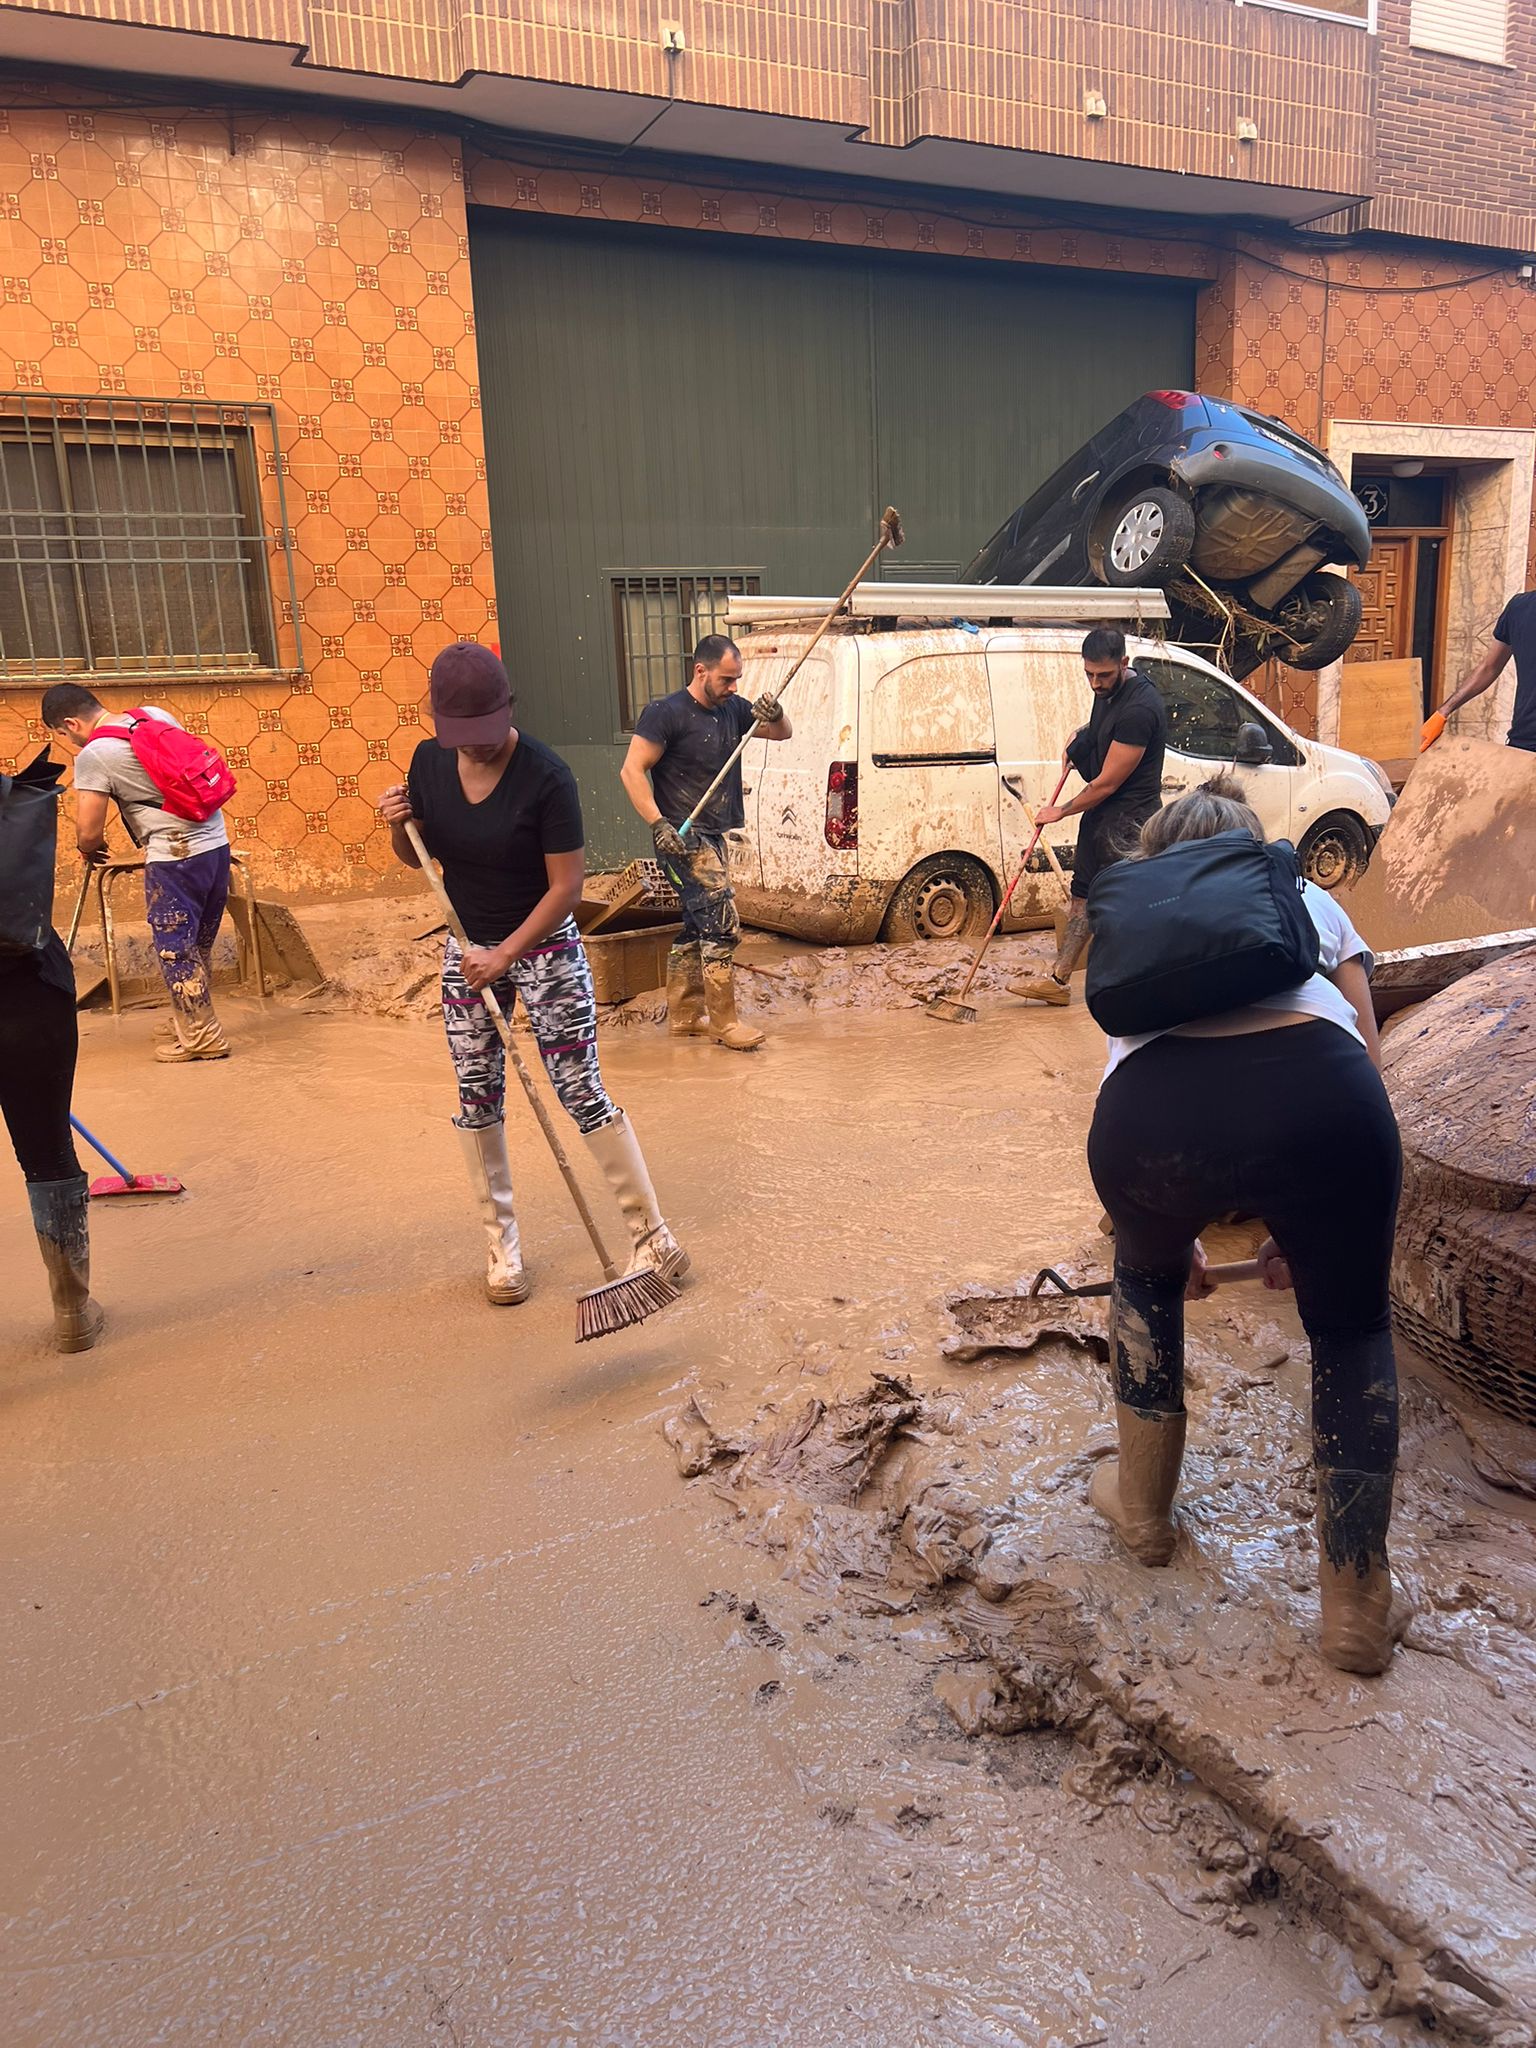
<box><xmin>2</xmin><ymin>994</ymin><xmax>1529</xmax><ymax>2043</ymax></box>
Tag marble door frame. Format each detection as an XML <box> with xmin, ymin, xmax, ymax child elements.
<box><xmin>1318</xmin><ymin>420</ymin><xmax>1536</xmax><ymax>746</ymax></box>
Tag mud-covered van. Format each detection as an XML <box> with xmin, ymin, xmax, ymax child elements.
<box><xmin>724</xmin><ymin>607</ymin><xmax>1393</xmax><ymax>944</ymax></box>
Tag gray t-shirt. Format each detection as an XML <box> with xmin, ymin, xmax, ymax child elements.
<box><xmin>72</xmin><ymin>706</ymin><xmax>229</xmax><ymax>864</ymax></box>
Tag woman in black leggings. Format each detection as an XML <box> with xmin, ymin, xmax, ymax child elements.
<box><xmin>1085</xmin><ymin>777</ymin><xmax>1401</xmax><ymax>1674</ymax></box>
<box><xmin>1</xmin><ymin>757</ymin><xmax>103</xmax><ymax>1352</ymax></box>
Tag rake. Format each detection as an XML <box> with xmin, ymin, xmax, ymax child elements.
<box><xmin>71</xmin><ymin>1114</ymin><xmax>184</xmax><ymax>1197</ymax></box>
<box><xmin>925</xmin><ymin>766</ymin><xmax>1072</xmax><ymax>1024</ymax></box>
<box><xmin>405</xmin><ymin>822</ymin><xmax>676</xmax><ymax>1343</ymax></box>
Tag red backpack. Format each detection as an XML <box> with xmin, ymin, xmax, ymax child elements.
<box><xmin>90</xmin><ymin>709</ymin><xmax>237</xmax><ymax>823</ymax></box>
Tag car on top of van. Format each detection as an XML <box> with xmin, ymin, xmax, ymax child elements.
<box><xmin>724</xmin><ymin>616</ymin><xmax>1393</xmax><ymax>945</ymax></box>
<box><xmin>962</xmin><ymin>391</ymin><xmax>1372</xmax><ymax>682</ymax></box>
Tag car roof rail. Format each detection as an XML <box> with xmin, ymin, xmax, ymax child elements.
<box><xmin>727</xmin><ymin>583</ymin><xmax>1170</xmax><ymax>627</ymax></box>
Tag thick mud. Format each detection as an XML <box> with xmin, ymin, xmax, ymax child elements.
<box><xmin>5</xmin><ymin>987</ymin><xmax>1533</xmax><ymax>2044</ymax></box>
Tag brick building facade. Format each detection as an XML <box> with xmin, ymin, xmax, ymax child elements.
<box><xmin>1</xmin><ymin>0</ymin><xmax>1532</xmax><ymax>883</ymax></box>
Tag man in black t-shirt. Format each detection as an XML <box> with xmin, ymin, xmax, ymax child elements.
<box><xmin>619</xmin><ymin>634</ymin><xmax>791</xmax><ymax>1050</ymax></box>
<box><xmin>1011</xmin><ymin>625</ymin><xmax>1168</xmax><ymax>1010</ymax></box>
<box><xmin>1422</xmin><ymin>589</ymin><xmax>1536</xmax><ymax>754</ymax></box>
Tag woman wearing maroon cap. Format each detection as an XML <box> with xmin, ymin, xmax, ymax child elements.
<box><xmin>379</xmin><ymin>642</ymin><xmax>687</xmax><ymax>1305</ymax></box>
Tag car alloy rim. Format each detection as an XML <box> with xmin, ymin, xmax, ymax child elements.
<box><xmin>1111</xmin><ymin>500</ymin><xmax>1164</xmax><ymax>574</ymax></box>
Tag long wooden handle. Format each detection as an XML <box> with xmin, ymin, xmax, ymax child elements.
<box><xmin>1209</xmin><ymin>1259</ymin><xmax>1261</xmax><ymax>1285</ymax></box>
<box><xmin>404</xmin><ymin>821</ymin><xmax>617</xmax><ymax>1280</ymax></box>
<box><xmin>950</xmin><ymin>767</ymin><xmax>1072</xmax><ymax>1006</ymax></box>
<box><xmin>679</xmin><ymin>507</ymin><xmax>902</xmax><ymax>839</ymax></box>
<box><xmin>65</xmin><ymin>867</ymin><xmax>90</xmax><ymax>953</ymax></box>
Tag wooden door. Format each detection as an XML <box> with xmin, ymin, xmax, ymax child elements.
<box><xmin>1348</xmin><ymin>538</ymin><xmax>1411</xmax><ymax>663</ymax></box>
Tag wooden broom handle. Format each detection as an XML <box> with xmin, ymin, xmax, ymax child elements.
<box><xmin>949</xmin><ymin>767</ymin><xmax>1072</xmax><ymax>1007</ymax></box>
<box><xmin>679</xmin><ymin>507</ymin><xmax>903</xmax><ymax>840</ymax></box>
<box><xmin>405</xmin><ymin>821</ymin><xmax>617</xmax><ymax>1280</ymax></box>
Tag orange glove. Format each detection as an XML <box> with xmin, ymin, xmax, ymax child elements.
<box><xmin>1419</xmin><ymin>711</ymin><xmax>1447</xmax><ymax>753</ymax></box>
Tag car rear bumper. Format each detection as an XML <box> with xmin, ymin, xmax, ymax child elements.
<box><xmin>1173</xmin><ymin>444</ymin><xmax>1370</xmax><ymax>565</ymax></box>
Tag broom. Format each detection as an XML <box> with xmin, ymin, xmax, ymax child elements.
<box><xmin>925</xmin><ymin>767</ymin><xmax>1072</xmax><ymax>1024</ymax></box>
<box><xmin>404</xmin><ymin>822</ymin><xmax>676</xmax><ymax>1343</ymax></box>
<box><xmin>676</xmin><ymin>505</ymin><xmax>904</xmax><ymax>843</ymax></box>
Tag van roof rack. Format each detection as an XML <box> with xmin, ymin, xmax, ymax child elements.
<box><xmin>727</xmin><ymin>583</ymin><xmax>1170</xmax><ymax>626</ymax></box>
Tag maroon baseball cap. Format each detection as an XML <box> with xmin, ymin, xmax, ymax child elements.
<box><xmin>429</xmin><ymin>641</ymin><xmax>512</xmax><ymax>748</ymax></box>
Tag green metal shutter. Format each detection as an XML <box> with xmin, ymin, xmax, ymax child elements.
<box><xmin>470</xmin><ymin>210</ymin><xmax>1195</xmax><ymax>865</ymax></box>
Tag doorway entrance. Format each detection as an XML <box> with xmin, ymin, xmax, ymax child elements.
<box><xmin>1346</xmin><ymin>470</ymin><xmax>1451</xmax><ymax>715</ymax></box>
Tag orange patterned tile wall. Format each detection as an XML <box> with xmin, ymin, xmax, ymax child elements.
<box><xmin>0</xmin><ymin>100</ymin><xmax>495</xmax><ymax>890</ymax></box>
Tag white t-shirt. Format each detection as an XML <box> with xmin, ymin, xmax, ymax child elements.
<box><xmin>1101</xmin><ymin>880</ymin><xmax>1373</xmax><ymax>1080</ymax></box>
<box><xmin>72</xmin><ymin>706</ymin><xmax>229</xmax><ymax>864</ymax></box>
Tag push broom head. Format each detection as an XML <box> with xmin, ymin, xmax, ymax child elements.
<box><xmin>924</xmin><ymin>992</ymin><xmax>977</xmax><ymax>1024</ymax></box>
<box><xmin>575</xmin><ymin>1266</ymin><xmax>679</xmax><ymax>1343</ymax></box>
<box><xmin>88</xmin><ymin>1171</ymin><xmax>184</xmax><ymax>1197</ymax></box>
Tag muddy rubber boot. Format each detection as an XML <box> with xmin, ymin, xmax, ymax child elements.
<box><xmin>457</xmin><ymin>1123</ymin><xmax>529</xmax><ymax>1305</ymax></box>
<box><xmin>1089</xmin><ymin>1404</ymin><xmax>1187</xmax><ymax>1564</ymax></box>
<box><xmin>665</xmin><ymin>942</ymin><xmax>710</xmax><ymax>1037</ymax></box>
<box><xmin>155</xmin><ymin>990</ymin><xmax>230</xmax><ymax>1063</ymax></box>
<box><xmin>1009</xmin><ymin>972</ymin><xmax>1071</xmax><ymax>1007</ymax></box>
<box><xmin>702</xmin><ymin>958</ymin><xmax>765</xmax><ymax>1051</ymax></box>
<box><xmin>27</xmin><ymin>1175</ymin><xmax>105</xmax><ymax>1354</ymax></box>
<box><xmin>1316</xmin><ymin>1467</ymin><xmax>1399</xmax><ymax>1675</ymax></box>
<box><xmin>581</xmin><ymin>1111</ymin><xmax>690</xmax><ymax>1283</ymax></box>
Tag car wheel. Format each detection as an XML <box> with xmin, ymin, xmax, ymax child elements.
<box><xmin>1102</xmin><ymin>486</ymin><xmax>1196</xmax><ymax>587</ymax></box>
<box><xmin>880</xmin><ymin>854</ymin><xmax>996</xmax><ymax>944</ymax></box>
<box><xmin>1271</xmin><ymin>571</ymin><xmax>1363</xmax><ymax>671</ymax></box>
<box><xmin>1298</xmin><ymin>812</ymin><xmax>1370</xmax><ymax>891</ymax></box>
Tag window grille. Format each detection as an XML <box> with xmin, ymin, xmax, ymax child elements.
<box><xmin>611</xmin><ymin>568</ymin><xmax>762</xmax><ymax>728</ymax></box>
<box><xmin>0</xmin><ymin>394</ymin><xmax>299</xmax><ymax>682</ymax></box>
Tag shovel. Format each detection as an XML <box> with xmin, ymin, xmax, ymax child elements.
<box><xmin>1026</xmin><ymin>1258</ymin><xmax>1260</xmax><ymax>1298</ymax></box>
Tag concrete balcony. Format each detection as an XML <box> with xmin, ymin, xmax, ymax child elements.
<box><xmin>1</xmin><ymin>0</ymin><xmax>1374</xmax><ymax>222</ymax></box>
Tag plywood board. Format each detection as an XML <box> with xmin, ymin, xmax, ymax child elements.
<box><xmin>1338</xmin><ymin>656</ymin><xmax>1422</xmax><ymax>760</ymax></box>
<box><xmin>1340</xmin><ymin>734</ymin><xmax>1536</xmax><ymax>952</ymax></box>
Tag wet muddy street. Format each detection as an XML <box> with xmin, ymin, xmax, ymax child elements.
<box><xmin>4</xmin><ymin>992</ymin><xmax>1534</xmax><ymax>2045</ymax></box>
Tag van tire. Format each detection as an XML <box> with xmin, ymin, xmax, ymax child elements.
<box><xmin>881</xmin><ymin>855</ymin><xmax>996</xmax><ymax>944</ymax></box>
<box><xmin>1102</xmin><ymin>486</ymin><xmax>1196</xmax><ymax>587</ymax></box>
<box><xmin>1298</xmin><ymin>812</ymin><xmax>1370</xmax><ymax>891</ymax></box>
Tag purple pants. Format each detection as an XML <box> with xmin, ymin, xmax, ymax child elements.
<box><xmin>143</xmin><ymin>845</ymin><xmax>231</xmax><ymax>1011</ymax></box>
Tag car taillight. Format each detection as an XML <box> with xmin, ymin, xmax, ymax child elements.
<box><xmin>825</xmin><ymin>761</ymin><xmax>858</xmax><ymax>850</ymax></box>
<box><xmin>1147</xmin><ymin>389</ymin><xmax>1192</xmax><ymax>408</ymax></box>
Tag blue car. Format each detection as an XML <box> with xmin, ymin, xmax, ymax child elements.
<box><xmin>963</xmin><ymin>390</ymin><xmax>1371</xmax><ymax>678</ymax></box>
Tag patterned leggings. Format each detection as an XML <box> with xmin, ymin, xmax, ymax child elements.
<box><xmin>441</xmin><ymin>919</ymin><xmax>617</xmax><ymax>1135</ymax></box>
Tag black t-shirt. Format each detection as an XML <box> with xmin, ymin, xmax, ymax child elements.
<box><xmin>1065</xmin><ymin>667</ymin><xmax>1167</xmax><ymax>810</ymax></box>
<box><xmin>634</xmin><ymin>687</ymin><xmax>758</xmax><ymax>833</ymax></box>
<box><xmin>406</xmin><ymin>733</ymin><xmax>584</xmax><ymax>942</ymax></box>
<box><xmin>1492</xmin><ymin>592</ymin><xmax>1536</xmax><ymax>749</ymax></box>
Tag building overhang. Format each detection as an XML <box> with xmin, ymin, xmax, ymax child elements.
<box><xmin>0</xmin><ymin>7</ymin><xmax>1368</xmax><ymax>228</ymax></box>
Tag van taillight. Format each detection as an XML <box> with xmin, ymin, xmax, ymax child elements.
<box><xmin>825</xmin><ymin>761</ymin><xmax>858</xmax><ymax>850</ymax></box>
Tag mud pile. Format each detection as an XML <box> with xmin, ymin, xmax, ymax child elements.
<box><xmin>668</xmin><ymin>1265</ymin><xmax>1536</xmax><ymax>2044</ymax></box>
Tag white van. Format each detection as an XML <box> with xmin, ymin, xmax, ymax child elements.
<box><xmin>726</xmin><ymin>620</ymin><xmax>1394</xmax><ymax>944</ymax></box>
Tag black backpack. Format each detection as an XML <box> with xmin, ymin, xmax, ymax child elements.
<box><xmin>1085</xmin><ymin>829</ymin><xmax>1320</xmax><ymax>1036</ymax></box>
<box><xmin>0</xmin><ymin>749</ymin><xmax>64</xmax><ymax>958</ymax></box>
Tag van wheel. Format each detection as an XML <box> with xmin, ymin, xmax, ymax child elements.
<box><xmin>1102</xmin><ymin>486</ymin><xmax>1196</xmax><ymax>587</ymax></box>
<box><xmin>1298</xmin><ymin>812</ymin><xmax>1370</xmax><ymax>891</ymax></box>
<box><xmin>881</xmin><ymin>855</ymin><xmax>996</xmax><ymax>944</ymax></box>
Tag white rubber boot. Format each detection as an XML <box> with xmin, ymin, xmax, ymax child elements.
<box><xmin>457</xmin><ymin>1123</ymin><xmax>529</xmax><ymax>1305</ymax></box>
<box><xmin>581</xmin><ymin>1111</ymin><xmax>690</xmax><ymax>1282</ymax></box>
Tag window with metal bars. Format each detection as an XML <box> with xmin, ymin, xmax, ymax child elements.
<box><xmin>0</xmin><ymin>395</ymin><xmax>298</xmax><ymax>682</ymax></box>
<box><xmin>611</xmin><ymin>568</ymin><xmax>761</xmax><ymax>728</ymax></box>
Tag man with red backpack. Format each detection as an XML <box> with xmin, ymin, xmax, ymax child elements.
<box><xmin>43</xmin><ymin>684</ymin><xmax>237</xmax><ymax>1063</ymax></box>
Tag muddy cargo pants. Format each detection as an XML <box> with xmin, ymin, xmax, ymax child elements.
<box><xmin>143</xmin><ymin>844</ymin><xmax>231</xmax><ymax>1029</ymax></box>
<box><xmin>659</xmin><ymin>829</ymin><xmax>740</xmax><ymax>967</ymax></box>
